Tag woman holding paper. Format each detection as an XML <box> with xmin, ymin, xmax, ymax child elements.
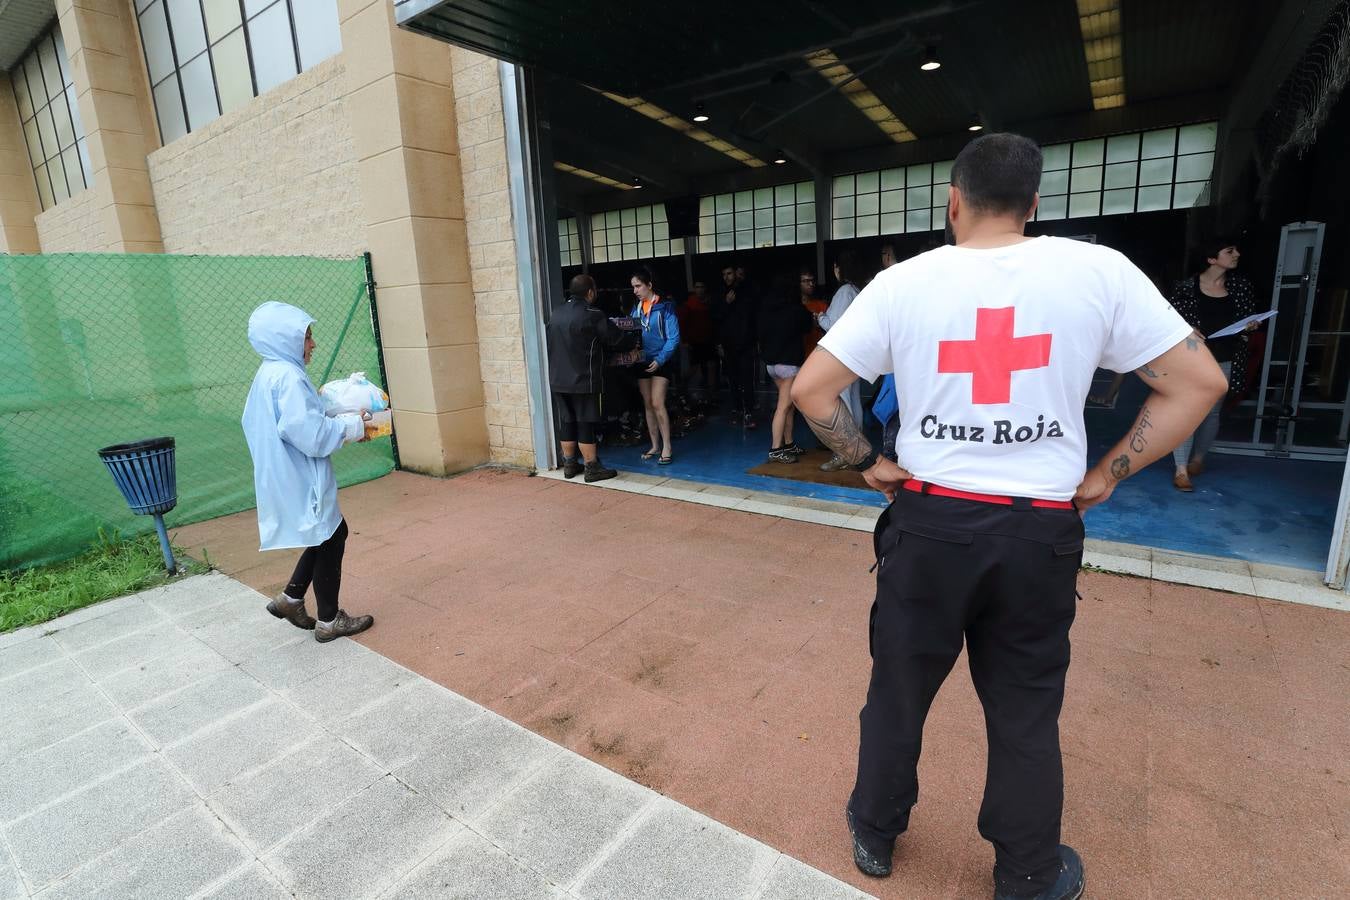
<box><xmin>1166</xmin><ymin>239</ymin><xmax>1260</xmax><ymax>491</ymax></box>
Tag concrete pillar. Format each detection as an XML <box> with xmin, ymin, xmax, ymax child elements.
<box><xmin>56</xmin><ymin>0</ymin><xmax>164</xmax><ymax>252</ymax></box>
<box><xmin>340</xmin><ymin>0</ymin><xmax>488</xmax><ymax>475</ymax></box>
<box><xmin>0</xmin><ymin>74</ymin><xmax>41</xmax><ymax>253</ymax></box>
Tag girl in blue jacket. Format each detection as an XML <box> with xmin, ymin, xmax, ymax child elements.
<box><xmin>241</xmin><ymin>301</ymin><xmax>375</xmax><ymax>644</ymax></box>
<box><xmin>629</xmin><ymin>266</ymin><xmax>680</xmax><ymax>464</ymax></box>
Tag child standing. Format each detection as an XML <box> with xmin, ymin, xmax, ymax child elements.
<box><xmin>241</xmin><ymin>301</ymin><xmax>374</xmax><ymax>643</ymax></box>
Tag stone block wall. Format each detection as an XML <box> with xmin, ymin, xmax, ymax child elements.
<box><xmin>35</xmin><ymin>186</ymin><xmax>106</xmax><ymax>251</ymax></box>
<box><xmin>147</xmin><ymin>55</ymin><xmax>365</xmax><ymax>257</ymax></box>
<box><xmin>450</xmin><ymin>48</ymin><xmax>531</xmax><ymax>467</ymax></box>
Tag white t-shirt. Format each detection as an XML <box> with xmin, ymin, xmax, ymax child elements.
<box><xmin>818</xmin><ymin>236</ymin><xmax>1193</xmax><ymax>500</ymax></box>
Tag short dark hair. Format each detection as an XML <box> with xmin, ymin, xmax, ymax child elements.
<box><xmin>631</xmin><ymin>265</ymin><xmax>655</xmax><ymax>289</ymax></box>
<box><xmin>1194</xmin><ymin>235</ymin><xmax>1239</xmax><ymax>271</ymax></box>
<box><xmin>950</xmin><ymin>132</ymin><xmax>1043</xmax><ymax>217</ymax></box>
<box><xmin>568</xmin><ymin>273</ymin><xmax>595</xmax><ymax>297</ymax></box>
<box><xmin>835</xmin><ymin>249</ymin><xmax>863</xmax><ymax>285</ymax></box>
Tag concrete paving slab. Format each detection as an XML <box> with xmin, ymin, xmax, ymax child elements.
<box><xmin>0</xmin><ymin>679</ymin><xmax>119</xmax><ymax>765</ymax></box>
<box><xmin>264</xmin><ymin>775</ymin><xmax>458</xmax><ymax>900</ymax></box>
<box><xmin>196</xmin><ymin>862</ymin><xmax>292</xmax><ymax>900</ymax></box>
<box><xmin>754</xmin><ymin>854</ymin><xmax>872</xmax><ymax>899</ymax></box>
<box><xmin>164</xmin><ymin>698</ymin><xmax>321</xmax><ymax>795</ymax></box>
<box><xmin>3</xmin><ymin>755</ymin><xmax>194</xmax><ymax>890</ymax></box>
<box><xmin>0</xmin><ymin>845</ymin><xmax>22</xmax><ymax>900</ymax></box>
<box><xmin>71</xmin><ymin>621</ymin><xmax>195</xmax><ymax>682</ymax></box>
<box><xmin>130</xmin><ymin>668</ymin><xmax>271</xmax><ymax>747</ymax></box>
<box><xmin>0</xmin><ymin>719</ymin><xmax>151</xmax><ymax>825</ymax></box>
<box><xmin>36</xmin><ymin>805</ymin><xmax>249</xmax><ymax>900</ymax></box>
<box><xmin>178</xmin><ymin>612</ymin><xmax>300</xmax><ymax>666</ymax></box>
<box><xmin>477</xmin><ymin>753</ymin><xmax>656</xmax><ymax>887</ymax></box>
<box><xmin>0</xmin><ymin>658</ymin><xmax>89</xmax><ymax>713</ymax></box>
<box><xmin>207</xmin><ymin>735</ymin><xmax>385</xmax><ymax>853</ymax></box>
<box><xmin>139</xmin><ymin>573</ymin><xmax>259</xmax><ymax>620</ymax></box>
<box><xmin>386</xmin><ymin>828</ymin><xmax>563</xmax><ymax>899</ymax></box>
<box><xmin>97</xmin><ymin>638</ymin><xmax>236</xmax><ymax>711</ymax></box>
<box><xmin>575</xmin><ymin>796</ymin><xmax>779</xmax><ymax>899</ymax></box>
<box><xmin>280</xmin><ymin>647</ymin><xmax>411</xmax><ymax>726</ymax></box>
<box><xmin>335</xmin><ymin>679</ymin><xmax>481</xmax><ymax>770</ymax></box>
<box><xmin>238</xmin><ymin>629</ymin><xmax>366</xmax><ymax>691</ymax></box>
<box><xmin>48</xmin><ymin>601</ymin><xmax>163</xmax><ymax>654</ymax></box>
<box><xmin>0</xmin><ymin>635</ymin><xmax>65</xmax><ymax>684</ymax></box>
<box><xmin>394</xmin><ymin>712</ymin><xmax>562</xmax><ymax>822</ymax></box>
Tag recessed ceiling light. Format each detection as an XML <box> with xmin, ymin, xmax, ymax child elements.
<box><xmin>920</xmin><ymin>45</ymin><xmax>941</xmax><ymax>71</ymax></box>
<box><xmin>692</xmin><ymin>102</ymin><xmax>709</xmax><ymax>123</ymax></box>
<box><xmin>774</xmin><ymin>154</ymin><xmax>787</xmax><ymax>165</ymax></box>
<box><xmin>968</xmin><ymin>121</ymin><xmax>984</xmax><ymax>132</ymax></box>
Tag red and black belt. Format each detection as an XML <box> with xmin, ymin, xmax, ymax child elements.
<box><xmin>902</xmin><ymin>479</ymin><xmax>1076</xmax><ymax>510</ymax></box>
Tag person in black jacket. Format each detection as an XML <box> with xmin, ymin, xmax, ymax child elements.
<box><xmin>713</xmin><ymin>263</ymin><xmax>759</xmax><ymax>428</ymax></box>
<box><xmin>759</xmin><ymin>274</ymin><xmax>815</xmax><ymax>463</ymax></box>
<box><xmin>547</xmin><ymin>274</ymin><xmax>620</xmax><ymax>482</ymax></box>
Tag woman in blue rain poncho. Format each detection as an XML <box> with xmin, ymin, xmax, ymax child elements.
<box><xmin>241</xmin><ymin>301</ymin><xmax>375</xmax><ymax>643</ymax></box>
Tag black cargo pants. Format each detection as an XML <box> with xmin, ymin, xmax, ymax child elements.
<box><xmin>848</xmin><ymin>486</ymin><xmax>1084</xmax><ymax>896</ymax></box>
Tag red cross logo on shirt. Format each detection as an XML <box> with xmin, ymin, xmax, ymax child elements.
<box><xmin>937</xmin><ymin>307</ymin><xmax>1052</xmax><ymax>405</ymax></box>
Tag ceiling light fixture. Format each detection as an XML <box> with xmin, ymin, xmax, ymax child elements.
<box><xmin>920</xmin><ymin>46</ymin><xmax>941</xmax><ymax>71</ymax></box>
<box><xmin>773</xmin><ymin>153</ymin><xmax>787</xmax><ymax>165</ymax></box>
<box><xmin>552</xmin><ymin>161</ymin><xmax>636</xmax><ymax>190</ymax></box>
<box><xmin>967</xmin><ymin>119</ymin><xmax>984</xmax><ymax>132</ymax></box>
<box><xmin>1075</xmin><ymin>0</ymin><xmax>1124</xmax><ymax>110</ymax></box>
<box><xmin>596</xmin><ymin>90</ymin><xmax>766</xmax><ymax>167</ymax></box>
<box><xmin>633</xmin><ymin>177</ymin><xmax>643</xmax><ymax>189</ymax></box>
<box><xmin>803</xmin><ymin>49</ymin><xmax>917</xmax><ymax>143</ymax></box>
<box><xmin>692</xmin><ymin>102</ymin><xmax>709</xmax><ymax>123</ymax></box>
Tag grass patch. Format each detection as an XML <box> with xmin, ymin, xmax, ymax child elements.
<box><xmin>0</xmin><ymin>530</ymin><xmax>207</xmax><ymax>634</ymax></box>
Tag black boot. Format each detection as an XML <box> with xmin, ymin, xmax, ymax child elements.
<box><xmin>584</xmin><ymin>459</ymin><xmax>618</xmax><ymax>483</ymax></box>
<box><xmin>562</xmin><ymin>456</ymin><xmax>584</xmax><ymax>479</ymax></box>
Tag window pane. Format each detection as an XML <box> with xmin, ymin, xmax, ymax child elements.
<box><xmin>906</xmin><ymin>164</ymin><xmax>931</xmax><ymax>186</ymax></box>
<box><xmin>1175</xmin><ymin>152</ymin><xmax>1214</xmax><ymax>182</ymax></box>
<box><xmin>753</xmin><ymin>187</ymin><xmax>773</xmax><ymax>208</ymax></box>
<box><xmin>1106</xmin><ymin>133</ymin><xmax>1139</xmax><ymax>164</ymax></box>
<box><xmin>1037</xmin><ymin>195</ymin><xmax>1067</xmax><ymax>220</ymax></box>
<box><xmin>65</xmin><ymin>85</ymin><xmax>84</xmax><ymax>140</ymax></box>
<box><xmin>754</xmin><ymin>227</ymin><xmax>774</xmax><ymax>246</ymax></box>
<box><xmin>880</xmin><ymin>189</ymin><xmax>903</xmax><ymax>213</ymax></box>
<box><xmin>1102</xmin><ymin>188</ymin><xmax>1135</xmax><ymax>215</ymax></box>
<box><xmin>906</xmin><ymin>186</ymin><xmax>931</xmax><ymax>208</ymax></box>
<box><xmin>1072</xmin><ymin>138</ymin><xmax>1104</xmax><ymax>168</ymax></box>
<box><xmin>734</xmin><ymin>230</ymin><xmax>752</xmax><ymax>250</ymax></box>
<box><xmin>637</xmin><ymin>223</ymin><xmax>652</xmax><ymax>241</ymax></box>
<box><xmin>244</xmin><ymin>0</ymin><xmax>273</xmax><ymax>15</ymax></box>
<box><xmin>930</xmin><ymin>208</ymin><xmax>946</xmax><ymax>232</ymax></box>
<box><xmin>855</xmin><ymin>215</ymin><xmax>879</xmax><ymax>238</ymax></box>
<box><xmin>248</xmin><ymin>3</ymin><xmax>298</xmax><ymax>94</ymax></box>
<box><xmin>796</xmin><ymin>182</ymin><xmax>812</xmax><ymax>202</ymax></box>
<box><xmin>153</xmin><ymin>77</ymin><xmax>188</xmax><ymax>143</ymax></box>
<box><xmin>1178</xmin><ymin>122</ymin><xmax>1217</xmax><ymax>154</ymax></box>
<box><xmin>832</xmin><ymin>196</ymin><xmax>854</xmax><ymax>219</ymax></box>
<box><xmin>880</xmin><ymin>212</ymin><xmax>904</xmax><ymax>235</ymax></box>
<box><xmin>698</xmin><ymin>196</ymin><xmax>714</xmax><ymax>216</ymax></box>
<box><xmin>51</xmin><ymin>93</ymin><xmax>75</xmax><ymax>150</ymax></box>
<box><xmin>774</xmin><ymin>184</ymin><xmax>794</xmax><ymax>206</ymax></box>
<box><xmin>653</xmin><ymin>221</ymin><xmax>668</xmax><ymax>240</ymax></box>
<box><xmin>734</xmin><ymin>190</ymin><xmax>752</xmax><ymax>210</ymax></box>
<box><xmin>167</xmin><ymin>0</ymin><xmax>208</xmax><ymax>60</ymax></box>
<box><xmin>880</xmin><ymin>167</ymin><xmax>903</xmax><ymax>190</ymax></box>
<box><xmin>932</xmin><ymin>160</ymin><xmax>953</xmax><ymax>182</ymax></box>
<box><xmin>797</xmin><ymin>221</ymin><xmax>816</xmax><ymax>243</ymax></box>
<box><xmin>698</xmin><ymin>216</ymin><xmax>713</xmax><ymax>236</ymax></box>
<box><xmin>856</xmin><ymin>171</ymin><xmax>879</xmax><ymax>194</ymax></box>
<box><xmin>1104</xmin><ymin>161</ymin><xmax>1136</xmax><ymax>190</ymax></box>
<box><xmin>140</xmin><ymin>2</ymin><xmax>176</xmax><ymax>84</ymax></box>
<box><xmin>1070</xmin><ymin>166</ymin><xmax>1102</xmax><ymax>193</ymax></box>
<box><xmin>622</xmin><ymin>242</ymin><xmax>637</xmax><ymax>259</ymax></box>
<box><xmin>1172</xmin><ymin>181</ymin><xmax>1206</xmax><ymax>209</ymax></box>
<box><xmin>13</xmin><ymin>67</ymin><xmax>34</xmax><ymax>120</ymax></box>
<box><xmin>604</xmin><ymin>210</ymin><xmax>618</xmax><ymax>227</ymax></box>
<box><xmin>181</xmin><ymin>52</ymin><xmax>220</xmax><ymax>130</ymax></box>
<box><xmin>1138</xmin><ymin>157</ymin><xmax>1173</xmax><ymax>186</ymax></box>
<box><xmin>53</xmin><ymin>29</ymin><xmax>72</xmax><ymax>87</ymax></box>
<box><xmin>775</xmin><ymin>225</ymin><xmax>795</xmax><ymax>245</ymax></box>
<box><xmin>856</xmin><ymin>193</ymin><xmax>879</xmax><ymax>216</ymax></box>
<box><xmin>1141</xmin><ymin>128</ymin><xmax>1175</xmax><ymax>159</ymax></box>
<box><xmin>832</xmin><ymin>174</ymin><xmax>854</xmax><ymax>195</ymax></box>
<box><xmin>49</xmin><ymin>152</ymin><xmax>70</xmax><ymax>203</ymax></box>
<box><xmin>1068</xmin><ymin>192</ymin><xmax>1100</xmax><ymax>218</ymax></box>
<box><xmin>698</xmin><ymin>235</ymin><xmax>714</xmax><ymax>253</ymax></box>
<box><xmin>754</xmin><ymin>208</ymin><xmax>773</xmax><ymax>229</ymax></box>
<box><xmin>620</xmin><ymin>207</ymin><xmax>635</xmax><ymax>226</ymax></box>
<box><xmin>34</xmin><ymin>163</ymin><xmax>54</xmax><ymax>209</ymax></box>
<box><xmin>62</xmin><ymin>145</ymin><xmax>85</xmax><ymax>192</ymax></box>
<box><xmin>797</xmin><ymin>201</ymin><xmax>814</xmax><ymax>224</ymax></box>
<box><xmin>733</xmin><ymin>210</ymin><xmax>752</xmax><ymax>231</ymax></box>
<box><xmin>136</xmin><ymin>0</ymin><xmax>156</xmax><ymax>11</ymax></box>
<box><xmin>775</xmin><ymin>205</ymin><xmax>795</xmax><ymax>226</ymax></box>
<box><xmin>906</xmin><ymin>209</ymin><xmax>929</xmax><ymax>232</ymax></box>
<box><xmin>833</xmin><ymin>218</ymin><xmax>855</xmax><ymax>239</ymax></box>
<box><xmin>22</xmin><ymin>118</ymin><xmax>43</xmax><ymax>168</ymax></box>
<box><xmin>638</xmin><ymin>241</ymin><xmax>653</xmax><ymax>258</ymax></box>
<box><xmin>23</xmin><ymin>57</ymin><xmax>45</xmax><ymax>112</ymax></box>
<box><xmin>1137</xmin><ymin>184</ymin><xmax>1171</xmax><ymax>211</ymax></box>
<box><xmin>1039</xmin><ymin>169</ymin><xmax>1069</xmax><ymax>195</ymax></box>
<box><xmin>213</xmin><ymin>29</ymin><xmax>254</xmax><ymax>113</ymax></box>
<box><xmin>1041</xmin><ymin>144</ymin><xmax>1070</xmax><ymax>171</ymax></box>
<box><xmin>76</xmin><ymin>139</ymin><xmax>91</xmax><ymax>184</ymax></box>
<box><xmin>716</xmin><ymin>231</ymin><xmax>733</xmax><ymax>251</ymax></box>
<box><xmin>715</xmin><ymin>213</ymin><xmax>732</xmax><ymax>234</ymax></box>
<box><xmin>204</xmin><ymin>0</ymin><xmax>244</xmax><ymax>41</ymax></box>
<box><xmin>39</xmin><ymin>38</ymin><xmax>63</xmax><ymax>101</ymax></box>
<box><xmin>715</xmin><ymin>194</ymin><xmax>733</xmax><ymax>214</ymax></box>
<box><xmin>35</xmin><ymin>107</ymin><xmax>58</xmax><ymax>162</ymax></box>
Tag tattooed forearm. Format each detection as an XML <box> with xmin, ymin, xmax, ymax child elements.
<box><xmin>1109</xmin><ymin>454</ymin><xmax>1131</xmax><ymax>481</ymax></box>
<box><xmin>803</xmin><ymin>398</ymin><xmax>873</xmax><ymax>466</ymax></box>
<box><xmin>1128</xmin><ymin>404</ymin><xmax>1153</xmax><ymax>453</ymax></box>
<box><xmin>1137</xmin><ymin>364</ymin><xmax>1161</xmax><ymax>379</ymax></box>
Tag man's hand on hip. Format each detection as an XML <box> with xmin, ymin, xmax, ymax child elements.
<box><xmin>1072</xmin><ymin>466</ymin><xmax>1116</xmax><ymax>517</ymax></box>
<box><xmin>864</xmin><ymin>458</ymin><xmax>911</xmax><ymax>502</ymax></box>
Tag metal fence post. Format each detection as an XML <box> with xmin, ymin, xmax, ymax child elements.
<box><xmin>362</xmin><ymin>251</ymin><xmax>401</xmax><ymax>471</ymax></box>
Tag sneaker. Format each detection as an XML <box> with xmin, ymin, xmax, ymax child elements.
<box><xmin>782</xmin><ymin>442</ymin><xmax>806</xmax><ymax>456</ymax></box>
<box><xmin>993</xmin><ymin>845</ymin><xmax>1084</xmax><ymax>900</ymax></box>
<box><xmin>845</xmin><ymin>808</ymin><xmax>893</xmax><ymax>878</ymax></box>
<box><xmin>768</xmin><ymin>448</ymin><xmax>798</xmax><ymax>464</ymax></box>
<box><xmin>562</xmin><ymin>456</ymin><xmax>584</xmax><ymax>479</ymax></box>
<box><xmin>584</xmin><ymin>459</ymin><xmax>618</xmax><ymax>483</ymax></box>
<box><xmin>266</xmin><ymin>593</ymin><xmax>315</xmax><ymax>630</ymax></box>
<box><xmin>820</xmin><ymin>454</ymin><xmax>849</xmax><ymax>472</ymax></box>
<box><xmin>314</xmin><ymin>609</ymin><xmax>374</xmax><ymax>643</ymax></box>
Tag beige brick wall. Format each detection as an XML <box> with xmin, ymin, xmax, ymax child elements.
<box><xmin>147</xmin><ymin>55</ymin><xmax>365</xmax><ymax>256</ymax></box>
<box><xmin>451</xmin><ymin>48</ymin><xmax>530</xmax><ymax>467</ymax></box>
<box><xmin>35</xmin><ymin>186</ymin><xmax>107</xmax><ymax>252</ymax></box>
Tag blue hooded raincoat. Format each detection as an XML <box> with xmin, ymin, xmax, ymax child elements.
<box><xmin>241</xmin><ymin>301</ymin><xmax>362</xmax><ymax>551</ymax></box>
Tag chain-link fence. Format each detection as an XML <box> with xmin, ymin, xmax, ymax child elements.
<box><xmin>0</xmin><ymin>252</ymin><xmax>395</xmax><ymax>570</ymax></box>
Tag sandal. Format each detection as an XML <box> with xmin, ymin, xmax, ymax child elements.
<box><xmin>641</xmin><ymin>448</ymin><xmax>659</xmax><ymax>460</ymax></box>
<box><xmin>658</xmin><ymin>455</ymin><xmax>674</xmax><ymax>465</ymax></box>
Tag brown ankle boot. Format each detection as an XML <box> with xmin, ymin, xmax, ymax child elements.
<box><xmin>315</xmin><ymin>609</ymin><xmax>374</xmax><ymax>643</ymax></box>
<box><xmin>1173</xmin><ymin>471</ymin><xmax>1194</xmax><ymax>492</ymax></box>
<box><xmin>266</xmin><ymin>593</ymin><xmax>316</xmax><ymax>630</ymax></box>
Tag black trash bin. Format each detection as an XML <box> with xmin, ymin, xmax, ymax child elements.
<box><xmin>97</xmin><ymin>437</ymin><xmax>179</xmax><ymax>572</ymax></box>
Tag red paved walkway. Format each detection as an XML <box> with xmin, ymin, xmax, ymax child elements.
<box><xmin>176</xmin><ymin>469</ymin><xmax>1349</xmax><ymax>898</ymax></box>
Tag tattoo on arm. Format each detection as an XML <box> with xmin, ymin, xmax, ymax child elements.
<box><xmin>1137</xmin><ymin>364</ymin><xmax>1161</xmax><ymax>379</ymax></box>
<box><xmin>1128</xmin><ymin>404</ymin><xmax>1153</xmax><ymax>453</ymax></box>
<box><xmin>803</xmin><ymin>398</ymin><xmax>873</xmax><ymax>466</ymax></box>
<box><xmin>1185</xmin><ymin>331</ymin><xmax>1202</xmax><ymax>351</ymax></box>
<box><xmin>1109</xmin><ymin>454</ymin><xmax>1131</xmax><ymax>481</ymax></box>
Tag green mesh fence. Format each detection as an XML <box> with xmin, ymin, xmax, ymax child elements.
<box><xmin>0</xmin><ymin>253</ymin><xmax>395</xmax><ymax>570</ymax></box>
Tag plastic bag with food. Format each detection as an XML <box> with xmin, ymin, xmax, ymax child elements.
<box><xmin>319</xmin><ymin>372</ymin><xmax>392</xmax><ymax>438</ymax></box>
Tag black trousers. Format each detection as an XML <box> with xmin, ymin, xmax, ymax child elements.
<box><xmin>725</xmin><ymin>347</ymin><xmax>756</xmax><ymax>413</ymax></box>
<box><xmin>285</xmin><ymin>519</ymin><xmax>348</xmax><ymax>622</ymax></box>
<box><xmin>849</xmin><ymin>489</ymin><xmax>1083</xmax><ymax>896</ymax></box>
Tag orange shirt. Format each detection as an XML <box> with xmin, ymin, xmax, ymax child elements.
<box><xmin>802</xmin><ymin>297</ymin><xmax>829</xmax><ymax>354</ymax></box>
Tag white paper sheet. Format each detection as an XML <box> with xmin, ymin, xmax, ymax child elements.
<box><xmin>1209</xmin><ymin>310</ymin><xmax>1277</xmax><ymax>339</ymax></box>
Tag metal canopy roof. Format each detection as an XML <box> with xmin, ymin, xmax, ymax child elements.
<box><xmin>402</xmin><ymin>0</ymin><xmax>1281</xmax><ymax>205</ymax></box>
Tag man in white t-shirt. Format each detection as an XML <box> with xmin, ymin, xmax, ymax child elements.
<box><xmin>791</xmin><ymin>133</ymin><xmax>1226</xmax><ymax>900</ymax></box>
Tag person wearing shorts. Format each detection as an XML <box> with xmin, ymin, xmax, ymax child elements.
<box><xmin>629</xmin><ymin>265</ymin><xmax>680</xmax><ymax>464</ymax></box>
<box><xmin>758</xmin><ymin>276</ymin><xmax>814</xmax><ymax>463</ymax></box>
<box><xmin>546</xmin><ymin>274</ymin><xmax>619</xmax><ymax>482</ymax></box>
